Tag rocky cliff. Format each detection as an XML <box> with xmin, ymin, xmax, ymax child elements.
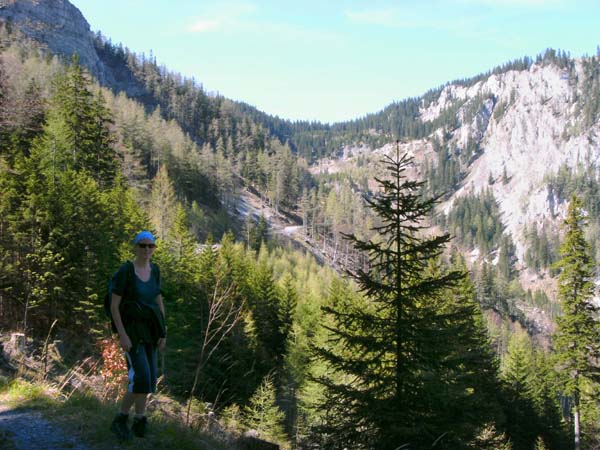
<box><xmin>0</xmin><ymin>0</ymin><xmax>110</xmax><ymax>82</ymax></box>
<box><xmin>322</xmin><ymin>59</ymin><xmax>599</xmax><ymax>270</ymax></box>
<box><xmin>422</xmin><ymin>60</ymin><xmax>599</xmax><ymax>262</ymax></box>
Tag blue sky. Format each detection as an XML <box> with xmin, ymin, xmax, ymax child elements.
<box><xmin>71</xmin><ymin>0</ymin><xmax>599</xmax><ymax>123</ymax></box>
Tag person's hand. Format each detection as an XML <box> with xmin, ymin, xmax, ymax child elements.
<box><xmin>158</xmin><ymin>337</ymin><xmax>166</xmax><ymax>352</ymax></box>
<box><xmin>119</xmin><ymin>333</ymin><xmax>132</xmax><ymax>352</ymax></box>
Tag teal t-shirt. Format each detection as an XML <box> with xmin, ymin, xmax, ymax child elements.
<box><xmin>112</xmin><ymin>262</ymin><xmax>165</xmax><ymax>344</ymax></box>
<box><xmin>135</xmin><ymin>269</ymin><xmax>161</xmax><ymax>308</ymax></box>
<box><xmin>113</xmin><ymin>262</ymin><xmax>161</xmax><ymax>306</ymax></box>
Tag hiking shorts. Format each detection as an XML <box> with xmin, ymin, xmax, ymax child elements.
<box><xmin>125</xmin><ymin>342</ymin><xmax>158</xmax><ymax>394</ymax></box>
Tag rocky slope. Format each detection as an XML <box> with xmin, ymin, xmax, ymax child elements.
<box><xmin>424</xmin><ymin>61</ymin><xmax>599</xmax><ymax>262</ymax></box>
<box><xmin>0</xmin><ymin>0</ymin><xmax>151</xmax><ymax>99</ymax></box>
<box><xmin>322</xmin><ymin>59</ymin><xmax>599</xmax><ymax>270</ymax></box>
<box><xmin>0</xmin><ymin>0</ymin><xmax>108</xmax><ymax>82</ymax></box>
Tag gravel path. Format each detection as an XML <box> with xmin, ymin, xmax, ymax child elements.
<box><xmin>0</xmin><ymin>404</ymin><xmax>90</xmax><ymax>450</ymax></box>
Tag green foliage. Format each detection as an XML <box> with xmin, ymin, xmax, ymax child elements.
<box><xmin>313</xmin><ymin>151</ymin><xmax>503</xmax><ymax>449</ymax></box>
<box><xmin>552</xmin><ymin>195</ymin><xmax>600</xmax><ymax>449</ymax></box>
<box><xmin>422</xmin><ymin>141</ymin><xmax>463</xmax><ymax>198</ymax></box>
<box><xmin>42</xmin><ymin>56</ymin><xmax>117</xmax><ymax>185</ymax></box>
<box><xmin>473</xmin><ymin>262</ymin><xmax>527</xmax><ymax>326</ymax></box>
<box><xmin>94</xmin><ymin>35</ymin><xmax>314</xmax><ymax>212</ymax></box>
<box><xmin>243</xmin><ymin>374</ymin><xmax>289</xmax><ymax>448</ymax></box>
<box><xmin>0</xmin><ymin>53</ymin><xmax>145</xmax><ymax>337</ymax></box>
<box><xmin>443</xmin><ymin>188</ymin><xmax>504</xmax><ymax>254</ymax></box>
<box><xmin>497</xmin><ymin>234</ymin><xmax>517</xmax><ymax>281</ymax></box>
<box><xmin>523</xmin><ymin>221</ymin><xmax>560</xmax><ymax>272</ymax></box>
<box><xmin>500</xmin><ymin>330</ymin><xmax>567</xmax><ymax>450</ymax></box>
<box><xmin>468</xmin><ymin>423</ymin><xmax>513</xmax><ymax>450</ymax></box>
<box><xmin>245</xmin><ymin>214</ymin><xmax>269</xmax><ymax>252</ymax></box>
<box><xmin>248</xmin><ymin>248</ymin><xmax>287</xmax><ymax>368</ymax></box>
<box><xmin>544</xmin><ymin>163</ymin><xmax>600</xmax><ymax>264</ymax></box>
<box><xmin>574</xmin><ymin>56</ymin><xmax>600</xmax><ymax>130</ymax></box>
<box><xmin>534</xmin><ymin>436</ymin><xmax>549</xmax><ymax>450</ymax></box>
<box><xmin>0</xmin><ymin>28</ymin><xmax>580</xmax><ymax>448</ymax></box>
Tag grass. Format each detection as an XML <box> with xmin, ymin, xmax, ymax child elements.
<box><xmin>0</xmin><ymin>377</ymin><xmax>231</xmax><ymax>450</ymax></box>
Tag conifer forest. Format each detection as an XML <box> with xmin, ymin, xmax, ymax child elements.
<box><xmin>3</xmin><ymin>19</ymin><xmax>600</xmax><ymax>450</ymax></box>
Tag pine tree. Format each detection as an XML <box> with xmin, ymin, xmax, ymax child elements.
<box><xmin>313</xmin><ymin>150</ymin><xmax>480</xmax><ymax>449</ymax></box>
<box><xmin>422</xmin><ymin>257</ymin><xmax>504</xmax><ymax>448</ymax></box>
<box><xmin>278</xmin><ymin>275</ymin><xmax>297</xmax><ymax>342</ymax></box>
<box><xmin>552</xmin><ymin>195</ymin><xmax>600</xmax><ymax>450</ymax></box>
<box><xmin>249</xmin><ymin>247</ymin><xmax>285</xmax><ymax>367</ymax></box>
<box><xmin>500</xmin><ymin>330</ymin><xmax>540</xmax><ymax>449</ymax></box>
<box><xmin>243</xmin><ymin>374</ymin><xmax>289</xmax><ymax>447</ymax></box>
<box><xmin>48</xmin><ymin>56</ymin><xmax>116</xmax><ymax>184</ymax></box>
<box><xmin>498</xmin><ymin>235</ymin><xmax>516</xmax><ymax>281</ymax></box>
<box><xmin>149</xmin><ymin>165</ymin><xmax>177</xmax><ymax>240</ymax></box>
<box><xmin>468</xmin><ymin>423</ymin><xmax>513</xmax><ymax>450</ymax></box>
<box><xmin>534</xmin><ymin>436</ymin><xmax>548</xmax><ymax>450</ymax></box>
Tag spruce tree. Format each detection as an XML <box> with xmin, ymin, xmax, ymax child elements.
<box><xmin>500</xmin><ymin>330</ymin><xmax>540</xmax><ymax>449</ymax></box>
<box><xmin>249</xmin><ymin>248</ymin><xmax>285</xmax><ymax>367</ymax></box>
<box><xmin>49</xmin><ymin>56</ymin><xmax>116</xmax><ymax>184</ymax></box>
<box><xmin>243</xmin><ymin>374</ymin><xmax>288</xmax><ymax>447</ymax></box>
<box><xmin>313</xmin><ymin>149</ymin><xmax>482</xmax><ymax>449</ymax></box>
<box><xmin>552</xmin><ymin>195</ymin><xmax>600</xmax><ymax>450</ymax></box>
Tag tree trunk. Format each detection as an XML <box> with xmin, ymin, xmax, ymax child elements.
<box><xmin>574</xmin><ymin>392</ymin><xmax>580</xmax><ymax>450</ymax></box>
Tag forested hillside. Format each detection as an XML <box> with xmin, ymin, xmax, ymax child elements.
<box><xmin>3</xmin><ymin>1</ymin><xmax>600</xmax><ymax>448</ymax></box>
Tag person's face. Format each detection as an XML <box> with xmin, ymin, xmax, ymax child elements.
<box><xmin>135</xmin><ymin>239</ymin><xmax>156</xmax><ymax>260</ymax></box>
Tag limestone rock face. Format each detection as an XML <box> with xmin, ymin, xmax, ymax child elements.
<box><xmin>0</xmin><ymin>0</ymin><xmax>109</xmax><ymax>83</ymax></box>
<box><xmin>423</xmin><ymin>62</ymin><xmax>599</xmax><ymax>261</ymax></box>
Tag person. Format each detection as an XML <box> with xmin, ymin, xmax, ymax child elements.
<box><xmin>109</xmin><ymin>230</ymin><xmax>166</xmax><ymax>441</ymax></box>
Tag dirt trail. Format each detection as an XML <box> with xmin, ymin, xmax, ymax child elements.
<box><xmin>0</xmin><ymin>403</ymin><xmax>90</xmax><ymax>450</ymax></box>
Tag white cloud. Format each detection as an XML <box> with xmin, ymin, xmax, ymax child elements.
<box><xmin>187</xmin><ymin>2</ymin><xmax>257</xmax><ymax>33</ymax></box>
<box><xmin>186</xmin><ymin>2</ymin><xmax>342</xmax><ymax>44</ymax></box>
<box><xmin>345</xmin><ymin>8</ymin><xmax>421</xmax><ymax>28</ymax></box>
<box><xmin>344</xmin><ymin>7</ymin><xmax>473</xmax><ymax>32</ymax></box>
<box><xmin>188</xmin><ymin>19</ymin><xmax>222</xmax><ymax>33</ymax></box>
<box><xmin>345</xmin><ymin>0</ymin><xmax>566</xmax><ymax>29</ymax></box>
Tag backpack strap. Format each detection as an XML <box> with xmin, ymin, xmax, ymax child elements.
<box><xmin>151</xmin><ymin>262</ymin><xmax>160</xmax><ymax>286</ymax></box>
<box><xmin>122</xmin><ymin>260</ymin><xmax>136</xmax><ymax>303</ymax></box>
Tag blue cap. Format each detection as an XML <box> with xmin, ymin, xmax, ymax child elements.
<box><xmin>133</xmin><ymin>230</ymin><xmax>156</xmax><ymax>244</ymax></box>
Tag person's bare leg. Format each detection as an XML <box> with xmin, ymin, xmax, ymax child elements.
<box><xmin>134</xmin><ymin>393</ymin><xmax>148</xmax><ymax>416</ymax></box>
<box><xmin>120</xmin><ymin>392</ymin><xmax>135</xmax><ymax>414</ymax></box>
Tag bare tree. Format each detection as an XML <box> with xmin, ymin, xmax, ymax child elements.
<box><xmin>186</xmin><ymin>275</ymin><xmax>243</xmax><ymax>425</ymax></box>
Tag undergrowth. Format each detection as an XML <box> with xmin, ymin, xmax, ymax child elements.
<box><xmin>0</xmin><ymin>377</ymin><xmax>229</xmax><ymax>450</ymax></box>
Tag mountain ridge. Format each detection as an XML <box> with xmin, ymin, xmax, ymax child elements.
<box><xmin>3</xmin><ymin>0</ymin><xmax>600</xmax><ymax>306</ymax></box>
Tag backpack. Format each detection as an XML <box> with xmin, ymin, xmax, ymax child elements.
<box><xmin>104</xmin><ymin>261</ymin><xmax>135</xmax><ymax>332</ymax></box>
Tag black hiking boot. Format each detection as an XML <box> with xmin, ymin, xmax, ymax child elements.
<box><xmin>131</xmin><ymin>416</ymin><xmax>148</xmax><ymax>437</ymax></box>
<box><xmin>110</xmin><ymin>413</ymin><xmax>132</xmax><ymax>441</ymax></box>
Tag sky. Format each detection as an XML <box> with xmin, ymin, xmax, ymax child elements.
<box><xmin>70</xmin><ymin>0</ymin><xmax>600</xmax><ymax>124</ymax></box>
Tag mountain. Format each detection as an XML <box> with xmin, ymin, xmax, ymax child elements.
<box><xmin>4</xmin><ymin>2</ymin><xmax>599</xmax><ymax>446</ymax></box>
<box><xmin>310</xmin><ymin>52</ymin><xmax>600</xmax><ymax>333</ymax></box>
<box><xmin>0</xmin><ymin>0</ymin><xmax>107</xmax><ymax>81</ymax></box>
<box><xmin>361</xmin><ymin>54</ymin><xmax>598</xmax><ymax>260</ymax></box>
<box><xmin>3</xmin><ymin>0</ymin><xmax>600</xmax><ymax>324</ymax></box>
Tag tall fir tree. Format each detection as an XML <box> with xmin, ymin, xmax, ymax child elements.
<box><xmin>149</xmin><ymin>165</ymin><xmax>177</xmax><ymax>240</ymax></box>
<box><xmin>552</xmin><ymin>195</ymin><xmax>600</xmax><ymax>450</ymax></box>
<box><xmin>500</xmin><ymin>330</ymin><xmax>541</xmax><ymax>450</ymax></box>
<box><xmin>48</xmin><ymin>56</ymin><xmax>116</xmax><ymax>185</ymax></box>
<box><xmin>313</xmin><ymin>150</ymin><xmax>494</xmax><ymax>449</ymax></box>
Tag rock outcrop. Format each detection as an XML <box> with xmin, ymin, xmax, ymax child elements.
<box><xmin>421</xmin><ymin>61</ymin><xmax>599</xmax><ymax>261</ymax></box>
<box><xmin>0</xmin><ymin>0</ymin><xmax>109</xmax><ymax>83</ymax></box>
